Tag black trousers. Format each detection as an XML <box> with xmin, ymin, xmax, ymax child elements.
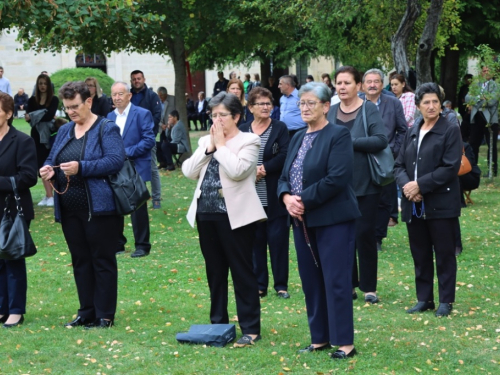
<box><xmin>292</xmin><ymin>220</ymin><xmax>356</xmax><ymax>345</ymax></box>
<box><xmin>252</xmin><ymin>209</ymin><xmax>290</xmax><ymax>293</ymax></box>
<box><xmin>375</xmin><ymin>181</ymin><xmax>398</xmax><ymax>242</ymax></box>
<box><xmin>352</xmin><ymin>193</ymin><xmax>380</xmax><ymax>292</ymax></box>
<box><xmin>197</xmin><ymin>216</ymin><xmax>260</xmax><ymax>334</ymax></box>
<box><xmin>188</xmin><ymin>114</ymin><xmax>199</xmax><ymax>130</ymax></box>
<box><xmin>406</xmin><ymin>217</ymin><xmax>458</xmax><ymax>303</ymax></box>
<box><xmin>0</xmin><ymin>220</ymin><xmax>30</xmax><ymax>316</ymax></box>
<box><xmin>469</xmin><ymin>112</ymin><xmax>498</xmax><ymax>174</ymax></box>
<box><xmin>161</xmin><ymin>141</ymin><xmax>178</xmax><ymax>166</ymax></box>
<box><xmin>119</xmin><ymin>203</ymin><xmax>151</xmax><ymax>252</ymax></box>
<box><xmin>197</xmin><ymin>112</ymin><xmax>208</xmax><ymax>130</ymax></box>
<box><xmin>61</xmin><ymin>211</ymin><xmax>121</xmax><ymax>320</ymax></box>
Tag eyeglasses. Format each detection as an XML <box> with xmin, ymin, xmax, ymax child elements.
<box><xmin>63</xmin><ymin>102</ymin><xmax>83</xmax><ymax>112</ymax></box>
<box><xmin>252</xmin><ymin>102</ymin><xmax>273</xmax><ymax>107</ymax></box>
<box><xmin>297</xmin><ymin>101</ymin><xmax>322</xmax><ymax>109</ymax></box>
<box><xmin>209</xmin><ymin>112</ymin><xmax>232</xmax><ymax>119</ymax></box>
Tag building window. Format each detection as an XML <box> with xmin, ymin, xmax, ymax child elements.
<box><xmin>75</xmin><ymin>53</ymin><xmax>107</xmax><ymax>73</ymax></box>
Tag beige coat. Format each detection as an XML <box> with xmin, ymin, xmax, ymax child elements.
<box><xmin>183</xmin><ymin>131</ymin><xmax>267</xmax><ymax>229</ymax></box>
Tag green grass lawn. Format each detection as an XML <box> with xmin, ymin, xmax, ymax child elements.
<box><xmin>1</xmin><ymin>119</ymin><xmax>499</xmax><ymax>374</ymax></box>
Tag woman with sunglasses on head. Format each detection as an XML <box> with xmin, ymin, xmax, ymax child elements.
<box><xmin>40</xmin><ymin>81</ymin><xmax>125</xmax><ymax>329</ymax></box>
<box><xmin>183</xmin><ymin>92</ymin><xmax>266</xmax><ymax>348</ymax></box>
<box><xmin>239</xmin><ymin>87</ymin><xmax>291</xmax><ymax>300</ymax></box>
<box><xmin>0</xmin><ymin>92</ymin><xmax>38</xmax><ymax>328</ymax></box>
<box><xmin>278</xmin><ymin>82</ymin><xmax>361</xmax><ymax>360</ymax></box>
<box><xmin>25</xmin><ymin>74</ymin><xmax>59</xmax><ymax>207</ymax></box>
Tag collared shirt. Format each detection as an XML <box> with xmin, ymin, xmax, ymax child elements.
<box><xmin>114</xmin><ymin>102</ymin><xmax>132</xmax><ymax>135</ymax></box>
<box><xmin>198</xmin><ymin>100</ymin><xmax>204</xmax><ymax>113</ymax></box>
<box><xmin>399</xmin><ymin>92</ymin><xmax>416</xmax><ymax>127</ymax></box>
<box><xmin>280</xmin><ymin>88</ymin><xmax>306</xmax><ymax>131</ymax></box>
<box><xmin>160</xmin><ymin>99</ymin><xmax>166</xmax><ymax>114</ymax></box>
<box><xmin>0</xmin><ymin>77</ymin><xmax>12</xmax><ymax>97</ymax></box>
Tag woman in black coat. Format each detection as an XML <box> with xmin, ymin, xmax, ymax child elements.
<box><xmin>0</xmin><ymin>93</ymin><xmax>38</xmax><ymax>328</ymax></box>
<box><xmin>278</xmin><ymin>82</ymin><xmax>360</xmax><ymax>360</ymax></box>
<box><xmin>395</xmin><ymin>83</ymin><xmax>462</xmax><ymax>317</ymax></box>
<box><xmin>239</xmin><ymin>87</ymin><xmax>290</xmax><ymax>299</ymax></box>
<box><xmin>326</xmin><ymin>66</ymin><xmax>388</xmax><ymax>304</ymax></box>
<box><xmin>85</xmin><ymin>77</ymin><xmax>111</xmax><ymax>117</ymax></box>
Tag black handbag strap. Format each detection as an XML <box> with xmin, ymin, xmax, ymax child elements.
<box><xmin>361</xmin><ymin>100</ymin><xmax>368</xmax><ymax>137</ymax></box>
<box><xmin>9</xmin><ymin>177</ymin><xmax>24</xmax><ymax>216</ymax></box>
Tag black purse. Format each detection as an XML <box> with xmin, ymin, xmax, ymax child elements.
<box><xmin>99</xmin><ymin>119</ymin><xmax>151</xmax><ymax>215</ymax></box>
<box><xmin>0</xmin><ymin>177</ymin><xmax>37</xmax><ymax>260</ymax></box>
<box><xmin>361</xmin><ymin>101</ymin><xmax>395</xmax><ymax>186</ymax></box>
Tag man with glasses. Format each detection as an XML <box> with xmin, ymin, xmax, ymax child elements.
<box><xmin>130</xmin><ymin>70</ymin><xmax>163</xmax><ymax>209</ymax></box>
<box><xmin>279</xmin><ymin>75</ymin><xmax>306</xmax><ymax>138</ymax></box>
<box><xmin>107</xmin><ymin>82</ymin><xmax>155</xmax><ymax>258</ymax></box>
<box><xmin>362</xmin><ymin>69</ymin><xmax>407</xmax><ymax>252</ymax></box>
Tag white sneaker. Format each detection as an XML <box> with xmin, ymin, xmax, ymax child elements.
<box><xmin>45</xmin><ymin>197</ymin><xmax>54</xmax><ymax>207</ymax></box>
<box><xmin>38</xmin><ymin>197</ymin><xmax>48</xmax><ymax>206</ymax></box>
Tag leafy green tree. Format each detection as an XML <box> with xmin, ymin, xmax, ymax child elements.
<box><xmin>51</xmin><ymin>68</ymin><xmax>115</xmax><ymax>96</ymax></box>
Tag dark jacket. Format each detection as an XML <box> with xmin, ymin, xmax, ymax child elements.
<box><xmin>327</xmin><ymin>100</ymin><xmax>388</xmax><ymax>197</ymax></box>
<box><xmin>91</xmin><ymin>94</ymin><xmax>111</xmax><ymax>117</ymax></box>
<box><xmin>277</xmin><ymin>123</ymin><xmax>361</xmax><ymax>227</ymax></box>
<box><xmin>45</xmin><ymin>118</ymin><xmax>125</xmax><ymax>222</ymax></box>
<box><xmin>131</xmin><ymin>85</ymin><xmax>162</xmax><ymax>134</ymax></box>
<box><xmin>14</xmin><ymin>93</ymin><xmax>29</xmax><ymax>108</ymax></box>
<box><xmin>239</xmin><ymin>119</ymin><xmax>290</xmax><ymax>220</ymax></box>
<box><xmin>195</xmin><ymin>99</ymin><xmax>208</xmax><ymax>115</ymax></box>
<box><xmin>0</xmin><ymin>126</ymin><xmax>38</xmax><ymax>221</ymax></box>
<box><xmin>395</xmin><ymin>116</ymin><xmax>462</xmax><ymax>223</ymax></box>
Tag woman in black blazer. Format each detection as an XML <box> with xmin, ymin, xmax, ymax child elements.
<box><xmin>239</xmin><ymin>87</ymin><xmax>290</xmax><ymax>299</ymax></box>
<box><xmin>395</xmin><ymin>83</ymin><xmax>462</xmax><ymax>317</ymax></box>
<box><xmin>0</xmin><ymin>93</ymin><xmax>38</xmax><ymax>328</ymax></box>
<box><xmin>327</xmin><ymin>66</ymin><xmax>388</xmax><ymax>304</ymax></box>
<box><xmin>278</xmin><ymin>82</ymin><xmax>360</xmax><ymax>360</ymax></box>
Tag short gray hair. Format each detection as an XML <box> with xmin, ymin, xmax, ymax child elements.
<box><xmin>298</xmin><ymin>82</ymin><xmax>331</xmax><ymax>103</ymax></box>
<box><xmin>279</xmin><ymin>75</ymin><xmax>295</xmax><ymax>88</ymax></box>
<box><xmin>112</xmin><ymin>81</ymin><xmax>131</xmax><ymax>91</ymax></box>
<box><xmin>209</xmin><ymin>92</ymin><xmax>243</xmax><ymax>117</ymax></box>
<box><xmin>443</xmin><ymin>100</ymin><xmax>452</xmax><ymax>107</ymax></box>
<box><xmin>363</xmin><ymin>69</ymin><xmax>384</xmax><ymax>83</ymax></box>
<box><xmin>157</xmin><ymin>86</ymin><xmax>167</xmax><ymax>95</ymax></box>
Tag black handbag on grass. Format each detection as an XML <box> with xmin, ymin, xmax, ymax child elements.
<box><xmin>99</xmin><ymin>120</ymin><xmax>150</xmax><ymax>215</ymax></box>
<box><xmin>0</xmin><ymin>177</ymin><xmax>37</xmax><ymax>260</ymax></box>
<box><xmin>361</xmin><ymin>101</ymin><xmax>395</xmax><ymax>186</ymax></box>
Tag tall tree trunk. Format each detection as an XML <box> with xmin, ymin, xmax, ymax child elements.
<box><xmin>439</xmin><ymin>45</ymin><xmax>460</xmax><ymax>106</ymax></box>
<box><xmin>168</xmin><ymin>34</ymin><xmax>192</xmax><ymax>153</ymax></box>
<box><xmin>416</xmin><ymin>0</ymin><xmax>444</xmax><ymax>86</ymax></box>
<box><xmin>260</xmin><ymin>56</ymin><xmax>272</xmax><ymax>87</ymax></box>
<box><xmin>391</xmin><ymin>0</ymin><xmax>421</xmax><ymax>82</ymax></box>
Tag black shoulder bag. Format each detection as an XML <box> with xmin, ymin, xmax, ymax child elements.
<box><xmin>0</xmin><ymin>177</ymin><xmax>37</xmax><ymax>260</ymax></box>
<box><xmin>361</xmin><ymin>102</ymin><xmax>395</xmax><ymax>186</ymax></box>
<box><xmin>99</xmin><ymin>119</ymin><xmax>151</xmax><ymax>215</ymax></box>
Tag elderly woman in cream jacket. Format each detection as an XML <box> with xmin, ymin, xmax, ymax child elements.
<box><xmin>182</xmin><ymin>92</ymin><xmax>266</xmax><ymax>348</ymax></box>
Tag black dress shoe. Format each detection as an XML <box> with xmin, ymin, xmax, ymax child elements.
<box><xmin>352</xmin><ymin>292</ymin><xmax>358</xmax><ymax>300</ymax></box>
<box><xmin>365</xmin><ymin>294</ymin><xmax>379</xmax><ymax>304</ymax></box>
<box><xmin>331</xmin><ymin>347</ymin><xmax>357</xmax><ymax>359</ymax></box>
<box><xmin>131</xmin><ymin>249</ymin><xmax>150</xmax><ymax>258</ymax></box>
<box><xmin>65</xmin><ymin>316</ymin><xmax>94</xmax><ymax>327</ymax></box>
<box><xmin>406</xmin><ymin>301</ymin><xmax>435</xmax><ymax>314</ymax></box>
<box><xmin>277</xmin><ymin>291</ymin><xmax>290</xmax><ymax>299</ymax></box>
<box><xmin>259</xmin><ymin>290</ymin><xmax>267</xmax><ymax>298</ymax></box>
<box><xmin>0</xmin><ymin>315</ymin><xmax>8</xmax><ymax>324</ymax></box>
<box><xmin>435</xmin><ymin>303</ymin><xmax>453</xmax><ymax>317</ymax></box>
<box><xmin>3</xmin><ymin>315</ymin><xmax>24</xmax><ymax>328</ymax></box>
<box><xmin>297</xmin><ymin>343</ymin><xmax>331</xmax><ymax>353</ymax></box>
<box><xmin>85</xmin><ymin>318</ymin><xmax>114</xmax><ymax>329</ymax></box>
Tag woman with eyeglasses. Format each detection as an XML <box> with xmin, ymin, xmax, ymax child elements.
<box><xmin>327</xmin><ymin>66</ymin><xmax>387</xmax><ymax>306</ymax></box>
<box><xmin>183</xmin><ymin>92</ymin><xmax>266</xmax><ymax>348</ymax></box>
<box><xmin>239</xmin><ymin>87</ymin><xmax>290</xmax><ymax>300</ymax></box>
<box><xmin>40</xmin><ymin>81</ymin><xmax>125</xmax><ymax>329</ymax></box>
<box><xmin>84</xmin><ymin>77</ymin><xmax>110</xmax><ymax>117</ymax></box>
<box><xmin>25</xmin><ymin>74</ymin><xmax>59</xmax><ymax>207</ymax></box>
<box><xmin>278</xmin><ymin>82</ymin><xmax>361</xmax><ymax>360</ymax></box>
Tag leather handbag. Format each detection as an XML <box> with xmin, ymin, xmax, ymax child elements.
<box><xmin>108</xmin><ymin>158</ymin><xmax>151</xmax><ymax>215</ymax></box>
<box><xmin>0</xmin><ymin>177</ymin><xmax>37</xmax><ymax>260</ymax></box>
<box><xmin>361</xmin><ymin>102</ymin><xmax>395</xmax><ymax>186</ymax></box>
<box><xmin>98</xmin><ymin>120</ymin><xmax>151</xmax><ymax>215</ymax></box>
<box><xmin>458</xmin><ymin>146</ymin><xmax>472</xmax><ymax>176</ymax></box>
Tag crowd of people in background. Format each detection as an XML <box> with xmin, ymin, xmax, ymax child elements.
<box><xmin>0</xmin><ymin>63</ymin><xmax>495</xmax><ymax>362</ymax></box>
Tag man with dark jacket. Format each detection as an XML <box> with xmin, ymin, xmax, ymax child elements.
<box><xmin>14</xmin><ymin>88</ymin><xmax>29</xmax><ymax>117</ymax></box>
<box><xmin>363</xmin><ymin>69</ymin><xmax>407</xmax><ymax>251</ymax></box>
<box><xmin>212</xmin><ymin>72</ymin><xmax>229</xmax><ymax>98</ymax></box>
<box><xmin>130</xmin><ymin>70</ymin><xmax>163</xmax><ymax>209</ymax></box>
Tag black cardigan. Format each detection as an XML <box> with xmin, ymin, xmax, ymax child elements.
<box><xmin>0</xmin><ymin>126</ymin><xmax>38</xmax><ymax>221</ymax></box>
<box><xmin>327</xmin><ymin>100</ymin><xmax>388</xmax><ymax>197</ymax></box>
<box><xmin>395</xmin><ymin>116</ymin><xmax>462</xmax><ymax>222</ymax></box>
<box><xmin>277</xmin><ymin>122</ymin><xmax>360</xmax><ymax>228</ymax></box>
<box><xmin>239</xmin><ymin>119</ymin><xmax>290</xmax><ymax>220</ymax></box>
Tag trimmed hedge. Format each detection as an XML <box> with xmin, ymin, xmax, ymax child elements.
<box><xmin>50</xmin><ymin>67</ymin><xmax>115</xmax><ymax>97</ymax></box>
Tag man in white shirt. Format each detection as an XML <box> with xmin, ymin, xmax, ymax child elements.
<box><xmin>0</xmin><ymin>67</ymin><xmax>13</xmax><ymax>96</ymax></box>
